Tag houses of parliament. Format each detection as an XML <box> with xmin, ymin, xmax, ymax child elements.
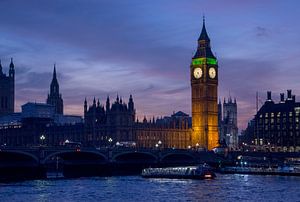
<box><xmin>0</xmin><ymin>21</ymin><xmax>238</xmax><ymax>150</ymax></box>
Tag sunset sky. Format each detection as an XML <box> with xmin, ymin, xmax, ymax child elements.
<box><xmin>0</xmin><ymin>0</ymin><xmax>299</xmax><ymax>130</ymax></box>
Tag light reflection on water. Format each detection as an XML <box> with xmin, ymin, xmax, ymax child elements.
<box><xmin>0</xmin><ymin>174</ymin><xmax>299</xmax><ymax>202</ymax></box>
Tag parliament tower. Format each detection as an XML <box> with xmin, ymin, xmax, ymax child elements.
<box><xmin>0</xmin><ymin>58</ymin><xmax>15</xmax><ymax>116</ymax></box>
<box><xmin>47</xmin><ymin>65</ymin><xmax>64</xmax><ymax>114</ymax></box>
<box><xmin>190</xmin><ymin>19</ymin><xmax>219</xmax><ymax>150</ymax></box>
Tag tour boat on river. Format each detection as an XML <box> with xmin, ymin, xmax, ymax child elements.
<box><xmin>219</xmin><ymin>165</ymin><xmax>300</xmax><ymax>176</ymax></box>
<box><xmin>141</xmin><ymin>164</ymin><xmax>216</xmax><ymax>180</ymax></box>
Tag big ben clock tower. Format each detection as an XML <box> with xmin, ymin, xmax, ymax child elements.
<box><xmin>190</xmin><ymin>18</ymin><xmax>219</xmax><ymax>150</ymax></box>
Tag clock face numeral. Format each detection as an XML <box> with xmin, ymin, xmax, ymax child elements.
<box><xmin>209</xmin><ymin>67</ymin><xmax>216</xmax><ymax>79</ymax></box>
<box><xmin>193</xmin><ymin>67</ymin><xmax>202</xmax><ymax>79</ymax></box>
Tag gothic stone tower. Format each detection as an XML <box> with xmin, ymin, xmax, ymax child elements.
<box><xmin>190</xmin><ymin>19</ymin><xmax>219</xmax><ymax>150</ymax></box>
<box><xmin>47</xmin><ymin>65</ymin><xmax>64</xmax><ymax>114</ymax></box>
<box><xmin>0</xmin><ymin>58</ymin><xmax>15</xmax><ymax>116</ymax></box>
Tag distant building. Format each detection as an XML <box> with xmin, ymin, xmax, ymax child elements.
<box><xmin>83</xmin><ymin>95</ymin><xmax>191</xmax><ymax>148</ymax></box>
<box><xmin>22</xmin><ymin>102</ymin><xmax>55</xmax><ymax>119</ymax></box>
<box><xmin>46</xmin><ymin>65</ymin><xmax>63</xmax><ymax>114</ymax></box>
<box><xmin>0</xmin><ymin>58</ymin><xmax>15</xmax><ymax>116</ymax></box>
<box><xmin>0</xmin><ymin>65</ymin><xmax>82</xmax><ymax>147</ymax></box>
<box><xmin>242</xmin><ymin>90</ymin><xmax>300</xmax><ymax>152</ymax></box>
<box><xmin>83</xmin><ymin>95</ymin><xmax>135</xmax><ymax>146</ymax></box>
<box><xmin>135</xmin><ymin>111</ymin><xmax>191</xmax><ymax>149</ymax></box>
<box><xmin>218</xmin><ymin>97</ymin><xmax>238</xmax><ymax>149</ymax></box>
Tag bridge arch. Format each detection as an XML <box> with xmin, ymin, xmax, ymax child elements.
<box><xmin>160</xmin><ymin>152</ymin><xmax>196</xmax><ymax>163</ymax></box>
<box><xmin>113</xmin><ymin>151</ymin><xmax>158</xmax><ymax>163</ymax></box>
<box><xmin>42</xmin><ymin>150</ymin><xmax>108</xmax><ymax>164</ymax></box>
<box><xmin>0</xmin><ymin>151</ymin><xmax>39</xmax><ymax>164</ymax></box>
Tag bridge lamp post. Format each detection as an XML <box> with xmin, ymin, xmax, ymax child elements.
<box><xmin>40</xmin><ymin>135</ymin><xmax>46</xmax><ymax>145</ymax></box>
<box><xmin>158</xmin><ymin>140</ymin><xmax>162</xmax><ymax>149</ymax></box>
<box><xmin>155</xmin><ymin>143</ymin><xmax>159</xmax><ymax>149</ymax></box>
<box><xmin>195</xmin><ymin>143</ymin><xmax>199</xmax><ymax>151</ymax></box>
<box><xmin>188</xmin><ymin>145</ymin><xmax>191</xmax><ymax>149</ymax></box>
<box><xmin>108</xmin><ymin>138</ymin><xmax>113</xmax><ymax>148</ymax></box>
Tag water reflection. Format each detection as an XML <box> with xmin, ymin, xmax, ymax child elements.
<box><xmin>0</xmin><ymin>175</ymin><xmax>299</xmax><ymax>201</ymax></box>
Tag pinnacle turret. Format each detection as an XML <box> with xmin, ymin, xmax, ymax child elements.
<box><xmin>9</xmin><ymin>58</ymin><xmax>15</xmax><ymax>77</ymax></box>
<box><xmin>9</xmin><ymin>58</ymin><xmax>14</xmax><ymax>68</ymax></box>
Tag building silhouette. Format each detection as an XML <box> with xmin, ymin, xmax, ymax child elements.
<box><xmin>83</xmin><ymin>95</ymin><xmax>191</xmax><ymax>149</ymax></box>
<box><xmin>241</xmin><ymin>90</ymin><xmax>300</xmax><ymax>152</ymax></box>
<box><xmin>84</xmin><ymin>95</ymin><xmax>135</xmax><ymax>146</ymax></box>
<box><xmin>46</xmin><ymin>65</ymin><xmax>63</xmax><ymax>114</ymax></box>
<box><xmin>218</xmin><ymin>97</ymin><xmax>238</xmax><ymax>149</ymax></box>
<box><xmin>0</xmin><ymin>58</ymin><xmax>15</xmax><ymax>116</ymax></box>
<box><xmin>190</xmin><ymin>18</ymin><xmax>219</xmax><ymax>150</ymax></box>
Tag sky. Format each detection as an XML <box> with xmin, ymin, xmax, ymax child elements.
<box><xmin>0</xmin><ymin>0</ymin><xmax>300</xmax><ymax>130</ymax></box>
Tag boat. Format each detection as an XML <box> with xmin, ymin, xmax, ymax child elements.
<box><xmin>141</xmin><ymin>164</ymin><xmax>216</xmax><ymax>180</ymax></box>
<box><xmin>219</xmin><ymin>164</ymin><xmax>300</xmax><ymax>176</ymax></box>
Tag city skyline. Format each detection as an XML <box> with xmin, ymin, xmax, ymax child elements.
<box><xmin>1</xmin><ymin>1</ymin><xmax>300</xmax><ymax>129</ymax></box>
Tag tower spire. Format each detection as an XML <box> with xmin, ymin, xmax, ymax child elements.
<box><xmin>106</xmin><ymin>95</ymin><xmax>110</xmax><ymax>111</ymax></box>
<box><xmin>9</xmin><ymin>58</ymin><xmax>15</xmax><ymax>77</ymax></box>
<box><xmin>193</xmin><ymin>17</ymin><xmax>215</xmax><ymax>59</ymax></box>
<box><xmin>198</xmin><ymin>16</ymin><xmax>210</xmax><ymax>41</ymax></box>
<box><xmin>84</xmin><ymin>97</ymin><xmax>87</xmax><ymax>114</ymax></box>
<box><xmin>9</xmin><ymin>58</ymin><xmax>14</xmax><ymax>68</ymax></box>
<box><xmin>53</xmin><ymin>63</ymin><xmax>57</xmax><ymax>80</ymax></box>
<box><xmin>47</xmin><ymin>63</ymin><xmax>63</xmax><ymax>114</ymax></box>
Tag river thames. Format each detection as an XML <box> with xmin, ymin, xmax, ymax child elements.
<box><xmin>0</xmin><ymin>174</ymin><xmax>299</xmax><ymax>202</ymax></box>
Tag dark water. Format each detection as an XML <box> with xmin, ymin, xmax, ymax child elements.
<box><xmin>0</xmin><ymin>174</ymin><xmax>299</xmax><ymax>202</ymax></box>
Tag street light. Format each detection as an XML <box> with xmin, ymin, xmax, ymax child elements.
<box><xmin>108</xmin><ymin>138</ymin><xmax>113</xmax><ymax>148</ymax></box>
<box><xmin>188</xmin><ymin>145</ymin><xmax>191</xmax><ymax>149</ymax></box>
<box><xmin>157</xmin><ymin>140</ymin><xmax>162</xmax><ymax>149</ymax></box>
<box><xmin>195</xmin><ymin>143</ymin><xmax>199</xmax><ymax>151</ymax></box>
<box><xmin>40</xmin><ymin>135</ymin><xmax>45</xmax><ymax>145</ymax></box>
<box><xmin>155</xmin><ymin>144</ymin><xmax>159</xmax><ymax>148</ymax></box>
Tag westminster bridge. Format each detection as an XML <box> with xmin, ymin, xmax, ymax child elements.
<box><xmin>1</xmin><ymin>146</ymin><xmax>300</xmax><ymax>180</ymax></box>
<box><xmin>0</xmin><ymin>146</ymin><xmax>223</xmax><ymax>179</ymax></box>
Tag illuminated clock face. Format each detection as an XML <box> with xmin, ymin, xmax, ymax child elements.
<box><xmin>209</xmin><ymin>67</ymin><xmax>216</xmax><ymax>79</ymax></box>
<box><xmin>193</xmin><ymin>68</ymin><xmax>202</xmax><ymax>79</ymax></box>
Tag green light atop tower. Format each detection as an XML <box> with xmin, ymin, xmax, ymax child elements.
<box><xmin>192</xmin><ymin>58</ymin><xmax>217</xmax><ymax>65</ymax></box>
